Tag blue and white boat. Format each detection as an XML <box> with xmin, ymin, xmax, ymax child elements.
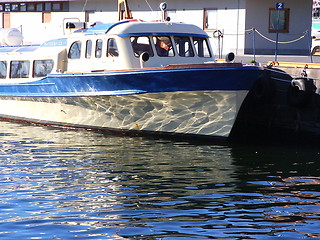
<box><xmin>0</xmin><ymin>4</ymin><xmax>262</xmax><ymax>140</ymax></box>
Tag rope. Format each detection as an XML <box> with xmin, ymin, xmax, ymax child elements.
<box><xmin>144</xmin><ymin>0</ymin><xmax>153</xmax><ymax>12</ymax></box>
<box><xmin>82</xmin><ymin>0</ymin><xmax>88</xmax><ymax>12</ymax></box>
<box><xmin>245</xmin><ymin>28</ymin><xmax>308</xmax><ymax>44</ymax></box>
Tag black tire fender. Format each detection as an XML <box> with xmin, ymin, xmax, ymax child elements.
<box><xmin>287</xmin><ymin>78</ymin><xmax>313</xmax><ymax>108</ymax></box>
<box><xmin>251</xmin><ymin>75</ymin><xmax>275</xmax><ymax>103</ymax></box>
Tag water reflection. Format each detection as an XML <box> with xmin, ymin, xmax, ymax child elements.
<box><xmin>0</xmin><ymin>120</ymin><xmax>319</xmax><ymax>239</ymax></box>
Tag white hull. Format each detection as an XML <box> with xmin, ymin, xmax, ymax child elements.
<box><xmin>0</xmin><ymin>90</ymin><xmax>248</xmax><ymax>138</ymax></box>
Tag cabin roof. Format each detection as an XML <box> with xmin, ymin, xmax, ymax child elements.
<box><xmin>84</xmin><ymin>20</ymin><xmax>209</xmax><ymax>38</ymax></box>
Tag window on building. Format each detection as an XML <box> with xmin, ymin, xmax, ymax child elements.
<box><xmin>95</xmin><ymin>39</ymin><xmax>103</xmax><ymax>58</ymax></box>
<box><xmin>45</xmin><ymin>2</ymin><xmax>51</xmax><ymax>11</ymax></box>
<box><xmin>269</xmin><ymin>8</ymin><xmax>290</xmax><ymax>33</ymax></box>
<box><xmin>174</xmin><ymin>36</ymin><xmax>194</xmax><ymax>57</ymax></box>
<box><xmin>85</xmin><ymin>40</ymin><xmax>92</xmax><ymax>58</ymax></box>
<box><xmin>203</xmin><ymin>8</ymin><xmax>217</xmax><ymax>30</ymax></box>
<box><xmin>193</xmin><ymin>37</ymin><xmax>211</xmax><ymax>58</ymax></box>
<box><xmin>36</xmin><ymin>3</ymin><xmax>43</xmax><ymax>11</ymax></box>
<box><xmin>52</xmin><ymin>3</ymin><xmax>62</xmax><ymax>11</ymax></box>
<box><xmin>0</xmin><ymin>2</ymin><xmax>67</xmax><ymax>12</ymax></box>
<box><xmin>11</xmin><ymin>4</ymin><xmax>19</xmax><ymax>11</ymax></box>
<box><xmin>20</xmin><ymin>3</ymin><xmax>27</xmax><ymax>11</ymax></box>
<box><xmin>0</xmin><ymin>61</ymin><xmax>7</xmax><ymax>79</ymax></box>
<box><xmin>130</xmin><ymin>36</ymin><xmax>154</xmax><ymax>58</ymax></box>
<box><xmin>5</xmin><ymin>4</ymin><xmax>11</xmax><ymax>12</ymax></box>
<box><xmin>107</xmin><ymin>38</ymin><xmax>119</xmax><ymax>57</ymax></box>
<box><xmin>10</xmin><ymin>61</ymin><xmax>30</xmax><ymax>78</ymax></box>
<box><xmin>27</xmin><ymin>3</ymin><xmax>36</xmax><ymax>11</ymax></box>
<box><xmin>68</xmin><ymin>41</ymin><xmax>81</xmax><ymax>59</ymax></box>
<box><xmin>33</xmin><ymin>60</ymin><xmax>54</xmax><ymax>77</ymax></box>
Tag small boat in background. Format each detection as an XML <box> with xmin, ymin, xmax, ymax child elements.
<box><xmin>0</xmin><ymin>1</ymin><xmax>263</xmax><ymax>140</ymax></box>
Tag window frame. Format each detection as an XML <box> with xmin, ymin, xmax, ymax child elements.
<box><xmin>95</xmin><ymin>39</ymin><xmax>103</xmax><ymax>58</ymax></box>
<box><xmin>33</xmin><ymin>59</ymin><xmax>54</xmax><ymax>78</ymax></box>
<box><xmin>130</xmin><ymin>36</ymin><xmax>154</xmax><ymax>58</ymax></box>
<box><xmin>10</xmin><ymin>60</ymin><xmax>30</xmax><ymax>79</ymax></box>
<box><xmin>0</xmin><ymin>61</ymin><xmax>7</xmax><ymax>79</ymax></box>
<box><xmin>107</xmin><ymin>38</ymin><xmax>119</xmax><ymax>57</ymax></box>
<box><xmin>268</xmin><ymin>8</ymin><xmax>290</xmax><ymax>33</ymax></box>
<box><xmin>193</xmin><ymin>37</ymin><xmax>212</xmax><ymax>58</ymax></box>
<box><xmin>68</xmin><ymin>41</ymin><xmax>82</xmax><ymax>59</ymax></box>
<box><xmin>174</xmin><ymin>36</ymin><xmax>195</xmax><ymax>57</ymax></box>
<box><xmin>153</xmin><ymin>36</ymin><xmax>174</xmax><ymax>57</ymax></box>
<box><xmin>203</xmin><ymin>8</ymin><xmax>218</xmax><ymax>31</ymax></box>
<box><xmin>85</xmin><ymin>40</ymin><xmax>92</xmax><ymax>59</ymax></box>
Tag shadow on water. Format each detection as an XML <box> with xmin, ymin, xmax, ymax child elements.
<box><xmin>0</xmin><ymin>120</ymin><xmax>319</xmax><ymax>239</ymax></box>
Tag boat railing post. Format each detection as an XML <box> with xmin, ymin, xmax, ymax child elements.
<box><xmin>307</xmin><ymin>30</ymin><xmax>313</xmax><ymax>63</ymax></box>
<box><xmin>252</xmin><ymin>28</ymin><xmax>256</xmax><ymax>63</ymax></box>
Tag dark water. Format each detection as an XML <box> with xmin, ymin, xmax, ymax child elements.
<box><xmin>0</xmin><ymin>121</ymin><xmax>319</xmax><ymax>239</ymax></box>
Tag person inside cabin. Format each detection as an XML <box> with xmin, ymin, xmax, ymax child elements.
<box><xmin>154</xmin><ymin>37</ymin><xmax>172</xmax><ymax>57</ymax></box>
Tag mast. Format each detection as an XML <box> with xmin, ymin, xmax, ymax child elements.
<box><xmin>118</xmin><ymin>0</ymin><xmax>132</xmax><ymax>21</ymax></box>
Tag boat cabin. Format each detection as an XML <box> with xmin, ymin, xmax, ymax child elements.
<box><xmin>0</xmin><ymin>20</ymin><xmax>215</xmax><ymax>83</ymax></box>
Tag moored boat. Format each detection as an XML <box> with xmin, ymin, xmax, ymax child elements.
<box><xmin>0</xmin><ymin>1</ymin><xmax>263</xmax><ymax>140</ymax></box>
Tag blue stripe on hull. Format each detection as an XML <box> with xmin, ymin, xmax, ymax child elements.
<box><xmin>0</xmin><ymin>66</ymin><xmax>262</xmax><ymax>97</ymax></box>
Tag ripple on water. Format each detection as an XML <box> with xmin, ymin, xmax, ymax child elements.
<box><xmin>0</xmin><ymin>121</ymin><xmax>319</xmax><ymax>239</ymax></box>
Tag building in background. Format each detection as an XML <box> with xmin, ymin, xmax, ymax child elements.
<box><xmin>0</xmin><ymin>0</ymin><xmax>313</xmax><ymax>56</ymax></box>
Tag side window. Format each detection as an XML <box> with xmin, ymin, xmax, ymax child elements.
<box><xmin>0</xmin><ymin>61</ymin><xmax>7</xmax><ymax>79</ymax></box>
<box><xmin>193</xmin><ymin>37</ymin><xmax>211</xmax><ymax>58</ymax></box>
<box><xmin>68</xmin><ymin>41</ymin><xmax>81</xmax><ymax>59</ymax></box>
<box><xmin>95</xmin><ymin>39</ymin><xmax>103</xmax><ymax>58</ymax></box>
<box><xmin>85</xmin><ymin>40</ymin><xmax>92</xmax><ymax>59</ymax></box>
<box><xmin>10</xmin><ymin>61</ymin><xmax>30</xmax><ymax>78</ymax></box>
<box><xmin>153</xmin><ymin>36</ymin><xmax>174</xmax><ymax>57</ymax></box>
<box><xmin>107</xmin><ymin>38</ymin><xmax>119</xmax><ymax>57</ymax></box>
<box><xmin>130</xmin><ymin>36</ymin><xmax>154</xmax><ymax>58</ymax></box>
<box><xmin>269</xmin><ymin>8</ymin><xmax>290</xmax><ymax>33</ymax></box>
<box><xmin>174</xmin><ymin>36</ymin><xmax>194</xmax><ymax>57</ymax></box>
<box><xmin>33</xmin><ymin>60</ymin><xmax>54</xmax><ymax>77</ymax></box>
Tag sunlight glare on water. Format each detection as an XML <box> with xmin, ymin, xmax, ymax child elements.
<box><xmin>0</xmin><ymin>121</ymin><xmax>319</xmax><ymax>239</ymax></box>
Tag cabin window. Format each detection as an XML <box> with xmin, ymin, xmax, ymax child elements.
<box><xmin>10</xmin><ymin>61</ymin><xmax>30</xmax><ymax>78</ymax></box>
<box><xmin>33</xmin><ymin>60</ymin><xmax>54</xmax><ymax>77</ymax></box>
<box><xmin>85</xmin><ymin>40</ymin><xmax>92</xmax><ymax>59</ymax></box>
<box><xmin>68</xmin><ymin>41</ymin><xmax>81</xmax><ymax>59</ymax></box>
<box><xmin>107</xmin><ymin>38</ymin><xmax>119</xmax><ymax>57</ymax></box>
<box><xmin>130</xmin><ymin>36</ymin><xmax>154</xmax><ymax>58</ymax></box>
<box><xmin>0</xmin><ymin>61</ymin><xmax>7</xmax><ymax>79</ymax></box>
<box><xmin>174</xmin><ymin>36</ymin><xmax>194</xmax><ymax>57</ymax></box>
<box><xmin>95</xmin><ymin>39</ymin><xmax>103</xmax><ymax>58</ymax></box>
<box><xmin>193</xmin><ymin>37</ymin><xmax>211</xmax><ymax>58</ymax></box>
<box><xmin>153</xmin><ymin>36</ymin><xmax>174</xmax><ymax>57</ymax></box>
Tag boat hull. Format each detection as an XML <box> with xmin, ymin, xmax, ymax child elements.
<box><xmin>0</xmin><ymin>90</ymin><xmax>247</xmax><ymax>139</ymax></box>
<box><xmin>0</xmin><ymin>64</ymin><xmax>262</xmax><ymax>139</ymax></box>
